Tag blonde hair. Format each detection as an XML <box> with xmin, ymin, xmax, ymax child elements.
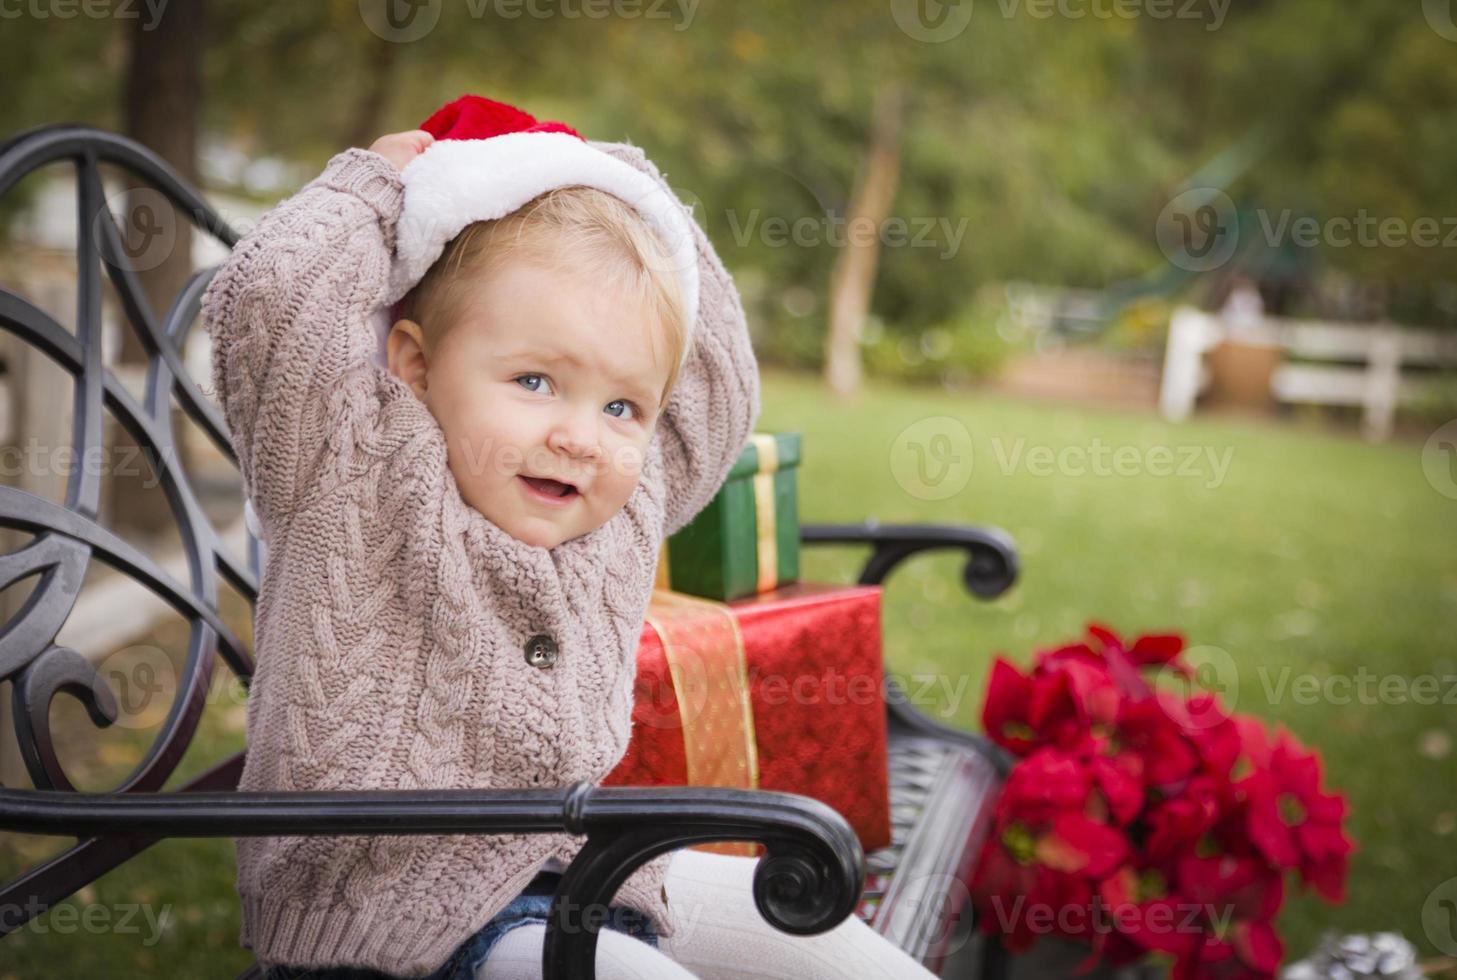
<box><xmin>401</xmin><ymin>186</ymin><xmax>688</xmax><ymax>407</ymax></box>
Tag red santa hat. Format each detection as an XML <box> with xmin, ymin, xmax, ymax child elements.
<box><xmin>372</xmin><ymin>95</ymin><xmax>700</xmax><ymax>366</ymax></box>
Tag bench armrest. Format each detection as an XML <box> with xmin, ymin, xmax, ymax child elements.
<box><xmin>0</xmin><ymin>778</ymin><xmax>863</xmax><ymax>980</ymax></box>
<box><xmin>801</xmin><ymin>520</ymin><xmax>1018</xmax><ymax>775</ymax></box>
<box><xmin>800</xmin><ymin>520</ymin><xmax>1019</xmax><ymax>599</ymax></box>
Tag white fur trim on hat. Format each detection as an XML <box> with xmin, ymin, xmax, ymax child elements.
<box><xmin>371</xmin><ymin>132</ymin><xmax>699</xmax><ymax>368</ymax></box>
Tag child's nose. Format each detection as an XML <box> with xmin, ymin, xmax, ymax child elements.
<box><xmin>546</xmin><ymin>409</ymin><xmax>602</xmax><ymax>460</ymax></box>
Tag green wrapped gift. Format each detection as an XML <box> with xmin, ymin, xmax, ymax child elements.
<box><xmin>656</xmin><ymin>432</ymin><xmax>801</xmax><ymax>601</ymax></box>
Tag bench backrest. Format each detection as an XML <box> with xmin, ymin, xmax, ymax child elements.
<box><xmin>0</xmin><ymin>124</ymin><xmax>256</xmax><ymax>933</ymax></box>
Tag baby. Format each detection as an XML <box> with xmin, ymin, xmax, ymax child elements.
<box><xmin>381</xmin><ymin>149</ymin><xmax>687</xmax><ymax>550</ymax></box>
<box><xmin>204</xmin><ymin>96</ymin><xmax>933</xmax><ymax>980</ymax></box>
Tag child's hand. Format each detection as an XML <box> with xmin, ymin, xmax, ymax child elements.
<box><xmin>367</xmin><ymin>130</ymin><xmax>435</xmax><ymax>172</ymax></box>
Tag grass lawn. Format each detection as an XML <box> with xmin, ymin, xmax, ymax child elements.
<box><xmin>2</xmin><ymin>367</ymin><xmax>1453</xmax><ymax>976</ymax></box>
<box><xmin>761</xmin><ymin>367</ymin><xmax>1456</xmax><ymax>965</ymax></box>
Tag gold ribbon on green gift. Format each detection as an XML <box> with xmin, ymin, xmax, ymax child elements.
<box><xmin>654</xmin><ymin>433</ymin><xmax>783</xmax><ymax>595</ymax></box>
<box><xmin>643</xmin><ymin>585</ymin><xmax>762</xmax><ymax>858</ymax></box>
<box><xmin>750</xmin><ymin>433</ymin><xmax>779</xmax><ymax>594</ymax></box>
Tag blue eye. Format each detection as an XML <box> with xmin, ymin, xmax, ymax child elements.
<box><xmin>605</xmin><ymin>399</ymin><xmax>638</xmax><ymax>421</ymax></box>
<box><xmin>516</xmin><ymin>374</ymin><xmax>552</xmax><ymax>395</ymax></box>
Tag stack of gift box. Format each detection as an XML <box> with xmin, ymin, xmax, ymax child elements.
<box><xmin>604</xmin><ymin>432</ymin><xmax>892</xmax><ymax>858</ymax></box>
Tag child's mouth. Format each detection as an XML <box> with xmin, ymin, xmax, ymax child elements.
<box><xmin>519</xmin><ymin>475</ymin><xmax>580</xmax><ymax>503</ymax></box>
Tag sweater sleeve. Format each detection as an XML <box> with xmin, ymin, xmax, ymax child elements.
<box><xmin>589</xmin><ymin>140</ymin><xmax>762</xmax><ymax>538</ymax></box>
<box><xmin>200</xmin><ymin>147</ymin><xmax>404</xmax><ymax>525</ymax></box>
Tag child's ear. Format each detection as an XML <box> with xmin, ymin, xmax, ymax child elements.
<box><xmin>387</xmin><ymin>319</ymin><xmax>430</xmax><ymax>399</ymax></box>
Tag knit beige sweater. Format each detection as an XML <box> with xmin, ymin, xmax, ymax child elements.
<box><xmin>201</xmin><ymin>144</ymin><xmax>760</xmax><ymax>976</ymax></box>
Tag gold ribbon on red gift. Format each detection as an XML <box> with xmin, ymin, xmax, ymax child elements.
<box><xmin>643</xmin><ymin>581</ymin><xmax>763</xmax><ymax>858</ymax></box>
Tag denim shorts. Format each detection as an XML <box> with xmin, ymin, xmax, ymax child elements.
<box><xmin>262</xmin><ymin>870</ymin><xmax>660</xmax><ymax>980</ymax></box>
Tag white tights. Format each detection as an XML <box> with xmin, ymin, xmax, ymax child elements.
<box><xmin>476</xmin><ymin>848</ymin><xmax>938</xmax><ymax>979</ymax></box>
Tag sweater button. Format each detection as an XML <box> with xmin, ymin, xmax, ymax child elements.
<box><xmin>524</xmin><ymin>633</ymin><xmax>559</xmax><ymax>669</ymax></box>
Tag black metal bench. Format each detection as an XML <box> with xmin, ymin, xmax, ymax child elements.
<box><xmin>0</xmin><ymin>124</ymin><xmax>1019</xmax><ymax>979</ymax></box>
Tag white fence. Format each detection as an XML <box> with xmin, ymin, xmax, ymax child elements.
<box><xmin>1159</xmin><ymin>306</ymin><xmax>1457</xmax><ymax>440</ymax></box>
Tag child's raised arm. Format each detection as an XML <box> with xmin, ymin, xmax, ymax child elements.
<box><xmin>590</xmin><ymin>141</ymin><xmax>763</xmax><ymax>538</ymax></box>
<box><xmin>200</xmin><ymin>132</ymin><xmax>429</xmax><ymax>527</ymax></box>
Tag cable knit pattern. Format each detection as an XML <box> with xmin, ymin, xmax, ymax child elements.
<box><xmin>202</xmin><ymin>145</ymin><xmax>760</xmax><ymax>977</ymax></box>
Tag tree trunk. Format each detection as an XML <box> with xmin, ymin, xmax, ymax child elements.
<box><xmin>346</xmin><ymin>38</ymin><xmax>400</xmax><ymax>152</ymax></box>
<box><xmin>823</xmin><ymin>83</ymin><xmax>905</xmax><ymax>400</ymax></box>
<box><xmin>122</xmin><ymin>0</ymin><xmax>204</xmax><ymax>333</ymax></box>
<box><xmin>114</xmin><ymin>0</ymin><xmax>206</xmax><ymax>533</ymax></box>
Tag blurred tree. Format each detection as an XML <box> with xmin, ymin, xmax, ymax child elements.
<box><xmin>2</xmin><ymin>0</ymin><xmax>1453</xmax><ymax>381</ymax></box>
<box><xmin>113</xmin><ymin>0</ymin><xmax>208</xmax><ymax>533</ymax></box>
<box><xmin>1140</xmin><ymin>0</ymin><xmax>1457</xmax><ymax>323</ymax></box>
<box><xmin>826</xmin><ymin>81</ymin><xmax>904</xmax><ymax>399</ymax></box>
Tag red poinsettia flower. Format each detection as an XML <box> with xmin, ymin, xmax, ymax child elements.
<box><xmin>1174</xmin><ymin>854</ymin><xmax>1285</xmax><ymax>922</ymax></box>
<box><xmin>1170</xmin><ymin>921</ymin><xmax>1284</xmax><ymax>980</ymax></box>
<box><xmin>1118</xmin><ymin>696</ymin><xmax>1200</xmax><ymax>787</ymax></box>
<box><xmin>968</xmin><ymin>828</ymin><xmax>1099</xmax><ymax>952</ymax></box>
<box><xmin>1144</xmin><ymin>775</ymin><xmax>1222</xmax><ymax>862</ymax></box>
<box><xmin>1089</xmin><ymin>747</ymin><xmax>1145</xmax><ymax>826</ymax></box>
<box><xmin>1088</xmin><ymin>622</ymin><xmax>1188</xmax><ymax>671</ymax></box>
<box><xmin>1237</xmin><ymin>729</ymin><xmax>1353</xmax><ymax>901</ymax></box>
<box><xmin>1116</xmin><ymin>857</ymin><xmax>1282</xmax><ymax>980</ymax></box>
<box><xmin>1180</xmin><ymin>703</ymin><xmax>1243</xmax><ymax>779</ymax></box>
<box><xmin>1034</xmin><ymin>811</ymin><xmax>1129</xmax><ymax>878</ymax></box>
<box><xmin>997</xmin><ymin>746</ymin><xmax>1093</xmax><ymax>824</ymax></box>
<box><xmin>973</xmin><ymin>622</ymin><xmax>1351</xmax><ymax>978</ymax></box>
<box><xmin>982</xmin><ymin>657</ymin><xmax>1087</xmax><ymax>755</ymax></box>
<box><xmin>1035</xmin><ymin>642</ymin><xmax>1124</xmax><ymax>726</ymax></box>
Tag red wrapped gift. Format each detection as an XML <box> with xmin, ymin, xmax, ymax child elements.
<box><xmin>604</xmin><ymin>581</ymin><xmax>892</xmax><ymax>857</ymax></box>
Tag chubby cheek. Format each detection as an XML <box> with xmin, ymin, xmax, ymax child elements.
<box><xmin>596</xmin><ymin>444</ymin><xmax>649</xmax><ymax>508</ymax></box>
<box><xmin>429</xmin><ymin>422</ymin><xmax>492</xmax><ymax>500</ymax></box>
